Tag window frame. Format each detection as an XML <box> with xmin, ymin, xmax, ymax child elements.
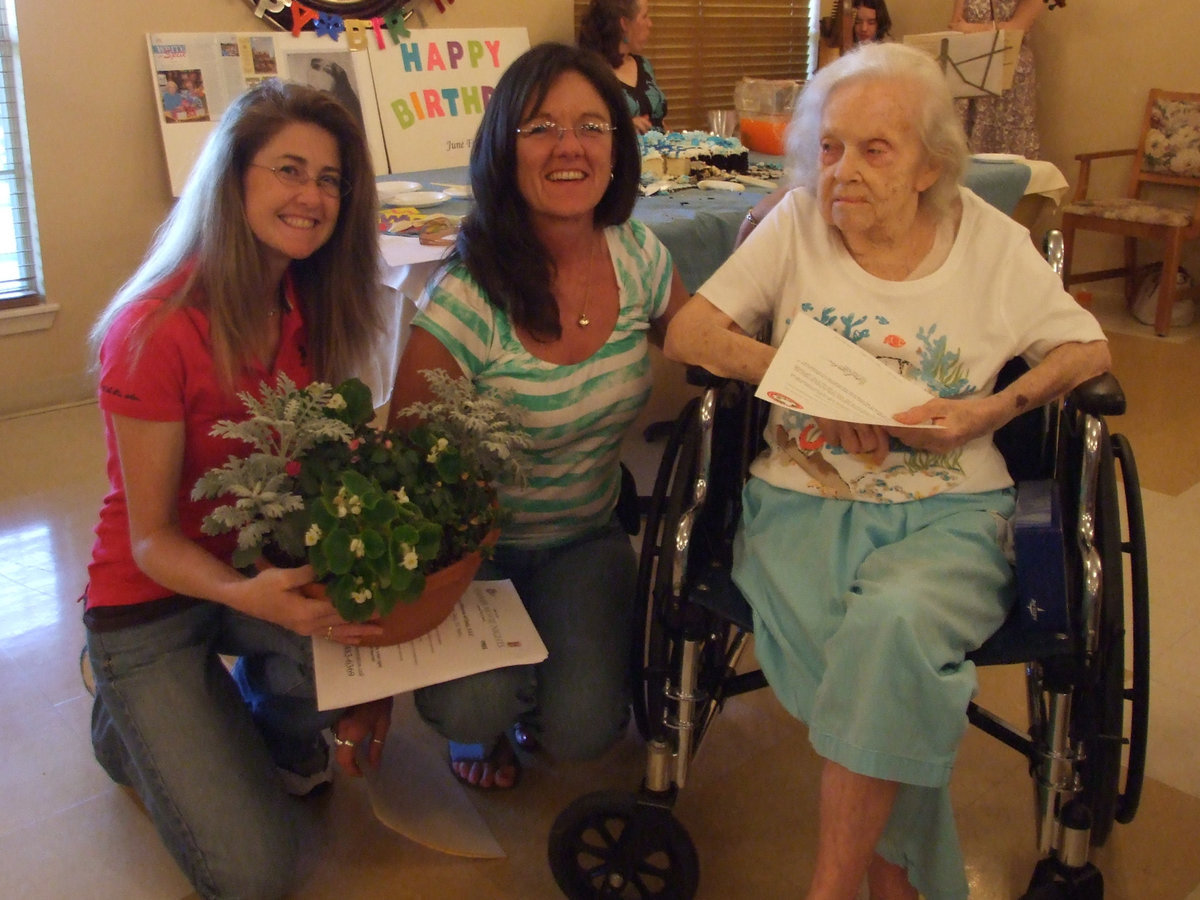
<box><xmin>0</xmin><ymin>0</ymin><xmax>42</xmax><ymax>311</ymax></box>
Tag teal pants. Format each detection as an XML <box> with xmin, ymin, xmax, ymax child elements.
<box><xmin>733</xmin><ymin>480</ymin><xmax>1016</xmax><ymax>900</ymax></box>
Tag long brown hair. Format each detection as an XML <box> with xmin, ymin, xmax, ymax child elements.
<box><xmin>91</xmin><ymin>79</ymin><xmax>382</xmax><ymax>387</ymax></box>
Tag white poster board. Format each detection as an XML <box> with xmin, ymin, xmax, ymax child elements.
<box><xmin>366</xmin><ymin>28</ymin><xmax>530</xmax><ymax>174</ymax></box>
<box><xmin>903</xmin><ymin>30</ymin><xmax>1021</xmax><ymax>99</ymax></box>
<box><xmin>147</xmin><ymin>27</ymin><xmax>530</xmax><ymax>194</ymax></box>
<box><xmin>148</xmin><ymin>32</ymin><xmax>389</xmax><ymax>195</ymax></box>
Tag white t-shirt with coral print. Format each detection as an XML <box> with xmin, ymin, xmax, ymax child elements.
<box><xmin>698</xmin><ymin>186</ymin><xmax>1106</xmax><ymax>503</ymax></box>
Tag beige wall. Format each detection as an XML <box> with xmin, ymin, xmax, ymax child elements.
<box><xmin>1</xmin><ymin>0</ymin><xmax>572</xmax><ymax>417</ymax></box>
<box><xmin>4</xmin><ymin>0</ymin><xmax>1197</xmax><ymax>416</ymax></box>
<box><xmin>890</xmin><ymin>0</ymin><xmax>1200</xmax><ymax>279</ymax></box>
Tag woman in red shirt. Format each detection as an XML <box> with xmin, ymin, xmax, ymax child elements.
<box><xmin>85</xmin><ymin>80</ymin><xmax>390</xmax><ymax>899</ymax></box>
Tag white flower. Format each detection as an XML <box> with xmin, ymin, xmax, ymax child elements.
<box><xmin>334</xmin><ymin>486</ymin><xmax>363</xmax><ymax>517</ymax></box>
<box><xmin>351</xmin><ymin>587</ymin><xmax>373</xmax><ymax>605</ymax></box>
<box><xmin>426</xmin><ymin>436</ymin><xmax>450</xmax><ymax>463</ymax></box>
<box><xmin>326</xmin><ymin>393</ymin><xmax>347</xmax><ymax>411</ymax></box>
<box><xmin>305</xmin><ymin>524</ymin><xmax>323</xmax><ymax>547</ymax></box>
<box><xmin>349</xmin><ymin>537</ymin><xmax>366</xmax><ymax>558</ymax></box>
<box><xmin>401</xmin><ymin>544</ymin><xmax>419</xmax><ymax>570</ymax></box>
<box><xmin>394</xmin><ymin>487</ymin><xmax>410</xmax><ymax>505</ymax></box>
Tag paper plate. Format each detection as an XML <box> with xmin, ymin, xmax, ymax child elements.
<box><xmin>382</xmin><ymin>190</ymin><xmax>449</xmax><ymax>209</ymax></box>
<box><xmin>377</xmin><ymin>181</ymin><xmax>424</xmax><ymax>203</ymax></box>
<box><xmin>433</xmin><ymin>183</ymin><xmax>472</xmax><ymax>199</ymax></box>
<box><xmin>972</xmin><ymin>153</ymin><xmax>1024</xmax><ymax>164</ymax></box>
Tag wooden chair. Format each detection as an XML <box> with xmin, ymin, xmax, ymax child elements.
<box><xmin>1060</xmin><ymin>88</ymin><xmax>1200</xmax><ymax>336</ymax></box>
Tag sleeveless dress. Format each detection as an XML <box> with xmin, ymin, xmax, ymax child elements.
<box><xmin>956</xmin><ymin>0</ymin><xmax>1039</xmax><ymax>158</ymax></box>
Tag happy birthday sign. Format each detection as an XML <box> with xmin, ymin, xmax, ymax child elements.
<box><xmin>369</xmin><ymin>28</ymin><xmax>529</xmax><ymax>171</ymax></box>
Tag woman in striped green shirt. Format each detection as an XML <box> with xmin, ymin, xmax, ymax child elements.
<box><xmin>389</xmin><ymin>43</ymin><xmax>689</xmax><ymax>789</ymax></box>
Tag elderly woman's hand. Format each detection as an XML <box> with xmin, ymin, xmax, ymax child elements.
<box><xmin>886</xmin><ymin>395</ymin><xmax>999</xmax><ymax>454</ymax></box>
<box><xmin>814</xmin><ymin>417</ymin><xmax>893</xmax><ymax>466</ymax></box>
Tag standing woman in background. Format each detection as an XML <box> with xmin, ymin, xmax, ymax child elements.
<box><xmin>950</xmin><ymin>0</ymin><xmax>1046</xmax><ymax>158</ymax></box>
<box><xmin>579</xmin><ymin>0</ymin><xmax>667</xmax><ymax>133</ymax></box>
<box><xmin>84</xmin><ymin>80</ymin><xmax>392</xmax><ymax>899</ymax></box>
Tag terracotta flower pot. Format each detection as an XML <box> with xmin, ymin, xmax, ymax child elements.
<box><xmin>359</xmin><ymin>536</ymin><xmax>495</xmax><ymax>646</ymax></box>
<box><xmin>272</xmin><ymin>531</ymin><xmax>500</xmax><ymax>647</ymax></box>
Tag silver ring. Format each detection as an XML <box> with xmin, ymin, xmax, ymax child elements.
<box><xmin>333</xmin><ymin>735</ymin><xmax>356</xmax><ymax>749</ymax></box>
<box><xmin>370</xmin><ymin>738</ymin><xmax>385</xmax><ymax>745</ymax></box>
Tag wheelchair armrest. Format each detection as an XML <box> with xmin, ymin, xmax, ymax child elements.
<box><xmin>1067</xmin><ymin>372</ymin><xmax>1125</xmax><ymax>418</ymax></box>
<box><xmin>684</xmin><ymin>365</ymin><xmax>734</xmax><ymax>389</ymax></box>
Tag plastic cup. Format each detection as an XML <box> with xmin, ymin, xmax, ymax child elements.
<box><xmin>706</xmin><ymin>109</ymin><xmax>739</xmax><ymax>138</ymax></box>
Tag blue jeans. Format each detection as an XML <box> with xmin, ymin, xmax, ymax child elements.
<box><xmin>87</xmin><ymin>601</ymin><xmax>340</xmax><ymax>900</ymax></box>
<box><xmin>415</xmin><ymin>516</ymin><xmax>636</xmax><ymax>760</ymax></box>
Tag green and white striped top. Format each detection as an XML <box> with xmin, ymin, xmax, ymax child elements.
<box><xmin>413</xmin><ymin>220</ymin><xmax>674</xmax><ymax>549</ymax></box>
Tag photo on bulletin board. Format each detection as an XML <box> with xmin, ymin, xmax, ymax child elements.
<box><xmin>366</xmin><ymin>27</ymin><xmax>531</xmax><ymax>174</ymax></box>
<box><xmin>157</xmin><ymin>69</ymin><xmax>211</xmax><ymax>123</ymax></box>
<box><xmin>147</xmin><ymin>32</ymin><xmax>390</xmax><ymax>196</ymax></box>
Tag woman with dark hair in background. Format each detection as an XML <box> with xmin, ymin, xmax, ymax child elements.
<box><xmin>389</xmin><ymin>42</ymin><xmax>688</xmax><ymax>789</ymax></box>
<box><xmin>579</xmin><ymin>0</ymin><xmax>666</xmax><ymax>133</ymax></box>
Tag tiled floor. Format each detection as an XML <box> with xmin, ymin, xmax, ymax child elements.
<box><xmin>2</xmin><ymin>297</ymin><xmax>1198</xmax><ymax>899</ymax></box>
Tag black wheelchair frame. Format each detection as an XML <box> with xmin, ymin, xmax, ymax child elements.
<box><xmin>548</xmin><ymin>247</ymin><xmax>1149</xmax><ymax>900</ymax></box>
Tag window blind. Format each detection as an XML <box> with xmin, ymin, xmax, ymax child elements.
<box><xmin>0</xmin><ymin>1</ymin><xmax>41</xmax><ymax>307</ymax></box>
<box><xmin>573</xmin><ymin>1</ymin><xmax>813</xmax><ymax>132</ymax></box>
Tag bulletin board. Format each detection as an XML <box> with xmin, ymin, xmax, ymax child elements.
<box><xmin>147</xmin><ymin>26</ymin><xmax>528</xmax><ymax>195</ymax></box>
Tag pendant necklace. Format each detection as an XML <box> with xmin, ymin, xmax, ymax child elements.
<box><xmin>576</xmin><ymin>235</ymin><xmax>598</xmax><ymax>328</ymax></box>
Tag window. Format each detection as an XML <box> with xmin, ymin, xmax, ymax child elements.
<box><xmin>574</xmin><ymin>1</ymin><xmax>813</xmax><ymax>132</ymax></box>
<box><xmin>0</xmin><ymin>0</ymin><xmax>40</xmax><ymax>309</ymax></box>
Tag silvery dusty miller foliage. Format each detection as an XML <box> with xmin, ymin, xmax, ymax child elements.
<box><xmin>192</xmin><ymin>371</ymin><xmax>530</xmax><ymax>622</ymax></box>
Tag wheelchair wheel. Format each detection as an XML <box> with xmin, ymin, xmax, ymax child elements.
<box><xmin>548</xmin><ymin>790</ymin><xmax>700</xmax><ymax>899</ymax></box>
<box><xmin>1071</xmin><ymin>429</ymin><xmax>1126</xmax><ymax>846</ymax></box>
<box><xmin>1112</xmin><ymin>432</ymin><xmax>1149</xmax><ymax>825</ymax></box>
<box><xmin>632</xmin><ymin>399</ymin><xmax>701</xmax><ymax>740</ymax></box>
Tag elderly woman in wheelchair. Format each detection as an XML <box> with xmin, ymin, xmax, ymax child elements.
<box><xmin>663</xmin><ymin>42</ymin><xmax>1110</xmax><ymax>900</ymax></box>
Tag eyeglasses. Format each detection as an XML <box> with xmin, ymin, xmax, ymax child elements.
<box><xmin>248</xmin><ymin>163</ymin><xmax>350</xmax><ymax>198</ymax></box>
<box><xmin>515</xmin><ymin>120</ymin><xmax>616</xmax><ymax>143</ymax></box>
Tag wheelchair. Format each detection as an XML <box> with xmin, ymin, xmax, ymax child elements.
<box><xmin>547</xmin><ymin>248</ymin><xmax>1149</xmax><ymax>900</ymax></box>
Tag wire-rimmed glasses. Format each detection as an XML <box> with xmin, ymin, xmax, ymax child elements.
<box><xmin>515</xmin><ymin>119</ymin><xmax>616</xmax><ymax>143</ymax></box>
<box><xmin>248</xmin><ymin>163</ymin><xmax>350</xmax><ymax>198</ymax></box>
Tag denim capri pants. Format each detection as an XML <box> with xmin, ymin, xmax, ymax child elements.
<box><xmin>733</xmin><ymin>479</ymin><xmax>1016</xmax><ymax>900</ymax></box>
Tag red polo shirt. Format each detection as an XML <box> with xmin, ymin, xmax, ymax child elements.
<box><xmin>86</xmin><ymin>271</ymin><xmax>312</xmax><ymax>609</ymax></box>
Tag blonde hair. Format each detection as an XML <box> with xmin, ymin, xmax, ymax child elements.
<box><xmin>91</xmin><ymin>80</ymin><xmax>382</xmax><ymax>388</ymax></box>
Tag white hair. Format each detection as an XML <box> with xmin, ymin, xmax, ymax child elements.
<box><xmin>785</xmin><ymin>41</ymin><xmax>968</xmax><ymax>217</ymax></box>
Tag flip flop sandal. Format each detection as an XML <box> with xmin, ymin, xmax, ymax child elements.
<box><xmin>448</xmin><ymin>735</ymin><xmax>522</xmax><ymax>790</ymax></box>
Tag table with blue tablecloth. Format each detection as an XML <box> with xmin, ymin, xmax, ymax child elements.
<box><xmin>364</xmin><ymin>156</ymin><xmax>1063</xmax><ymax>406</ymax></box>
<box><xmin>379</xmin><ymin>157</ymin><xmax>1058</xmax><ymax>291</ymax></box>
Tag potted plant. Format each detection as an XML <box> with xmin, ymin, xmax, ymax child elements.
<box><xmin>192</xmin><ymin>369</ymin><xmax>530</xmax><ymax>645</ymax></box>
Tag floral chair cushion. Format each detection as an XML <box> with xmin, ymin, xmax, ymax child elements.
<box><xmin>1143</xmin><ymin>98</ymin><xmax>1200</xmax><ymax>178</ymax></box>
<box><xmin>1062</xmin><ymin>197</ymin><xmax>1193</xmax><ymax>228</ymax></box>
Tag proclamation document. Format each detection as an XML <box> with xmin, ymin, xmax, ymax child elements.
<box><xmin>755</xmin><ymin>315</ymin><xmax>942</xmax><ymax>427</ymax></box>
<box><xmin>313</xmin><ymin>579</ymin><xmax>547</xmax><ymax>710</ymax></box>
